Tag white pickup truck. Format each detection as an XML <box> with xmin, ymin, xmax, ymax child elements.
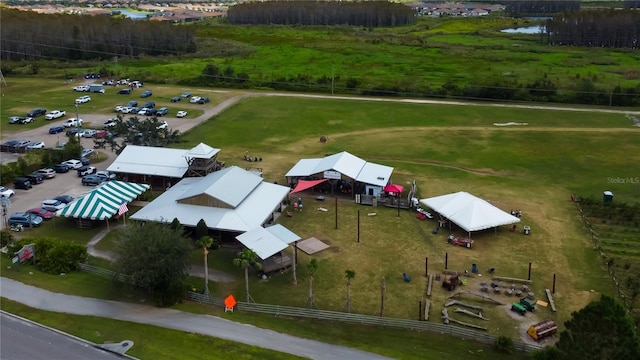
<box><xmin>45</xmin><ymin>110</ymin><xmax>66</xmax><ymax>120</ymax></box>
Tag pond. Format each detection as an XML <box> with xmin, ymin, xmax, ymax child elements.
<box><xmin>501</xmin><ymin>25</ymin><xmax>545</xmax><ymax>34</ymax></box>
<box><xmin>112</xmin><ymin>9</ymin><xmax>152</xmax><ymax>20</ymax></box>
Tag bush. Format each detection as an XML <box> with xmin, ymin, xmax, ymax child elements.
<box><xmin>7</xmin><ymin>237</ymin><xmax>87</xmax><ymax>274</ymax></box>
<box><xmin>494</xmin><ymin>335</ymin><xmax>514</xmax><ymax>354</ymax></box>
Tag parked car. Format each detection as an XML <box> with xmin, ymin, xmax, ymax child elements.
<box><xmin>8</xmin><ymin>212</ymin><xmax>43</xmax><ymax>227</ymax></box>
<box><xmin>138</xmin><ymin>108</ymin><xmax>157</xmax><ymax>116</ymax></box>
<box><xmin>95</xmin><ymin>130</ymin><xmax>111</xmax><ymax>139</ymax></box>
<box><xmin>66</xmin><ymin>128</ymin><xmax>82</xmax><ymax>137</ymax></box>
<box><xmin>62</xmin><ymin>159</ymin><xmax>83</xmax><ymax>169</ymax></box>
<box><xmin>157</xmin><ymin>120</ymin><xmax>169</xmax><ymax>130</ymax></box>
<box><xmin>75</xmin><ymin>95</ymin><xmax>91</xmax><ymax>104</ymax></box>
<box><xmin>79</xmin><ymin>157</ymin><xmax>91</xmax><ymax>166</ymax></box>
<box><xmin>120</xmin><ymin>106</ymin><xmax>133</xmax><ymax>114</ymax></box>
<box><xmin>26</xmin><ymin>208</ymin><xmax>54</xmax><ymax>220</ymax></box>
<box><xmin>25</xmin><ymin>173</ymin><xmax>44</xmax><ymax>185</ymax></box>
<box><xmin>0</xmin><ymin>186</ymin><xmax>15</xmax><ymax>198</ymax></box>
<box><xmin>13</xmin><ymin>177</ymin><xmax>32</xmax><ymax>190</ymax></box>
<box><xmin>26</xmin><ymin>141</ymin><xmax>45</xmax><ymax>150</ymax></box>
<box><xmin>189</xmin><ymin>96</ymin><xmax>201</xmax><ymax>103</ymax></box>
<box><xmin>52</xmin><ymin>163</ymin><xmax>70</xmax><ymax>173</ymax></box>
<box><xmin>126</xmin><ymin>100</ymin><xmax>138</xmax><ymax>107</ymax></box>
<box><xmin>156</xmin><ymin>107</ymin><xmax>169</xmax><ymax>116</ymax></box>
<box><xmin>45</xmin><ymin>110</ymin><xmax>66</xmax><ymax>120</ymax></box>
<box><xmin>49</xmin><ymin>126</ymin><xmax>65</xmax><ymax>134</ymax></box>
<box><xmin>77</xmin><ymin>166</ymin><xmax>97</xmax><ymax>177</ymax></box>
<box><xmin>140</xmin><ymin>90</ymin><xmax>153</xmax><ymax>98</ymax></box>
<box><xmin>114</xmin><ymin>105</ymin><xmax>124</xmax><ymax>112</ymax></box>
<box><xmin>54</xmin><ymin>195</ymin><xmax>74</xmax><ymax>204</ymax></box>
<box><xmin>81</xmin><ymin>129</ymin><xmax>97</xmax><ymax>138</ymax></box>
<box><xmin>82</xmin><ymin>174</ymin><xmax>106</xmax><ymax>186</ymax></box>
<box><xmin>198</xmin><ymin>97</ymin><xmax>211</xmax><ymax>104</ymax></box>
<box><xmin>171</xmin><ymin>96</ymin><xmax>181</xmax><ymax>103</ymax></box>
<box><xmin>142</xmin><ymin>101</ymin><xmax>155</xmax><ymax>109</ymax></box>
<box><xmin>176</xmin><ymin>111</ymin><xmax>188</xmax><ymax>118</ymax></box>
<box><xmin>73</xmin><ymin>85</ymin><xmax>90</xmax><ymax>92</ymax></box>
<box><xmin>102</xmin><ymin>80</ymin><xmax>115</xmax><ymax>86</ymax></box>
<box><xmin>62</xmin><ymin>118</ymin><xmax>83</xmax><ymax>127</ymax></box>
<box><xmin>34</xmin><ymin>168</ymin><xmax>56</xmax><ymax>179</ymax></box>
<box><xmin>181</xmin><ymin>91</ymin><xmax>192</xmax><ymax>98</ymax></box>
<box><xmin>84</xmin><ymin>73</ymin><xmax>100</xmax><ymax>79</ymax></box>
<box><xmin>104</xmin><ymin>118</ymin><xmax>118</xmax><ymax>128</ymax></box>
<box><xmin>118</xmin><ymin>88</ymin><xmax>131</xmax><ymax>95</ymax></box>
<box><xmin>9</xmin><ymin>116</ymin><xmax>33</xmax><ymax>124</ymax></box>
<box><xmin>95</xmin><ymin>170</ymin><xmax>116</xmax><ymax>181</ymax></box>
<box><xmin>81</xmin><ymin>148</ymin><xmax>95</xmax><ymax>157</ymax></box>
<box><xmin>42</xmin><ymin>199</ymin><xmax>66</xmax><ymax>212</ymax></box>
<box><xmin>27</xmin><ymin>108</ymin><xmax>47</xmax><ymax>117</ymax></box>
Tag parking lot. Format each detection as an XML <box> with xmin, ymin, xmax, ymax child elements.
<box><xmin>1</xmin><ymin>93</ymin><xmax>244</xmax><ymax>230</ymax></box>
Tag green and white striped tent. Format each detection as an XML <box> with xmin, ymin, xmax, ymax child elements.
<box><xmin>57</xmin><ymin>181</ymin><xmax>150</xmax><ymax>220</ymax></box>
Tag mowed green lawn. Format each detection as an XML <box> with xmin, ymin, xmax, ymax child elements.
<box><xmin>178</xmin><ymin>95</ymin><xmax>638</xmax><ymax>335</ymax></box>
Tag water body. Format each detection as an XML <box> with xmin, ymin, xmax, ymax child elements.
<box><xmin>501</xmin><ymin>25</ymin><xmax>545</xmax><ymax>34</ymax></box>
<box><xmin>112</xmin><ymin>9</ymin><xmax>152</xmax><ymax>20</ymax></box>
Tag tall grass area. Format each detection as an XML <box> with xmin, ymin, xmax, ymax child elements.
<box><xmin>11</xmin><ymin>17</ymin><xmax>640</xmax><ymax>98</ymax></box>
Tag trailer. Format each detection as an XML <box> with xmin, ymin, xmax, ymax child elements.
<box><xmin>89</xmin><ymin>84</ymin><xmax>105</xmax><ymax>93</ymax></box>
<box><xmin>511</xmin><ymin>302</ymin><xmax>527</xmax><ymax>316</ymax></box>
<box><xmin>527</xmin><ymin>320</ymin><xmax>557</xmax><ymax>341</ymax></box>
<box><xmin>520</xmin><ymin>297</ymin><xmax>536</xmax><ymax>312</ymax></box>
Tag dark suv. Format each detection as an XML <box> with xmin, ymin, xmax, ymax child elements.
<box><xmin>27</xmin><ymin>108</ymin><xmax>47</xmax><ymax>117</ymax></box>
<box><xmin>26</xmin><ymin>173</ymin><xmax>45</xmax><ymax>185</ymax></box>
<box><xmin>13</xmin><ymin>177</ymin><xmax>32</xmax><ymax>190</ymax></box>
<box><xmin>142</xmin><ymin>101</ymin><xmax>155</xmax><ymax>109</ymax></box>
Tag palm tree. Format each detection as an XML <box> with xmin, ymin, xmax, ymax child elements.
<box><xmin>345</xmin><ymin>269</ymin><xmax>356</xmax><ymax>313</ymax></box>
<box><xmin>306</xmin><ymin>259</ymin><xmax>319</xmax><ymax>308</ymax></box>
<box><xmin>198</xmin><ymin>236</ymin><xmax>213</xmax><ymax>296</ymax></box>
<box><xmin>233</xmin><ymin>248</ymin><xmax>261</xmax><ymax>303</ymax></box>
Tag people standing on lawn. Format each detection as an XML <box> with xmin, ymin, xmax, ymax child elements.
<box><xmin>297</xmin><ymin>197</ymin><xmax>303</xmax><ymax>212</ymax></box>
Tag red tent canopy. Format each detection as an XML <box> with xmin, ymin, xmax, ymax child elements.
<box><xmin>290</xmin><ymin>179</ymin><xmax>329</xmax><ymax>194</ymax></box>
<box><xmin>384</xmin><ymin>184</ymin><xmax>404</xmax><ymax>193</ymax></box>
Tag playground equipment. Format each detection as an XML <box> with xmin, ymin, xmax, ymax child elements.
<box><xmin>527</xmin><ymin>320</ymin><xmax>557</xmax><ymax>341</ymax></box>
<box><xmin>442</xmin><ymin>272</ymin><xmax>460</xmax><ymax>291</ymax></box>
<box><xmin>511</xmin><ymin>302</ymin><xmax>527</xmax><ymax>316</ymax></box>
<box><xmin>520</xmin><ymin>297</ymin><xmax>536</xmax><ymax>312</ymax></box>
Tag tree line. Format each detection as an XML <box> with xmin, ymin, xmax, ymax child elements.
<box><xmin>185</xmin><ymin>64</ymin><xmax>640</xmax><ymax>107</ymax></box>
<box><xmin>227</xmin><ymin>1</ymin><xmax>416</xmax><ymax>27</ymax></box>
<box><xmin>505</xmin><ymin>0</ymin><xmax>581</xmax><ymax>16</ymax></box>
<box><xmin>544</xmin><ymin>10</ymin><xmax>640</xmax><ymax>48</ymax></box>
<box><xmin>0</xmin><ymin>9</ymin><xmax>196</xmax><ymax>61</ymax></box>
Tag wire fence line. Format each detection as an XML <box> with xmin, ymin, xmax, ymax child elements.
<box><xmin>79</xmin><ymin>263</ymin><xmax>544</xmax><ymax>353</ymax></box>
<box><xmin>574</xmin><ymin>201</ymin><xmax>636</xmax><ymax>310</ymax></box>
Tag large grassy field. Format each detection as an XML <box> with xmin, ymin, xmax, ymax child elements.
<box><xmin>8</xmin><ymin>16</ymin><xmax>640</xmax><ymax>100</ymax></box>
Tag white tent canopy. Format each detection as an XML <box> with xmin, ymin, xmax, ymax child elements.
<box><xmin>419</xmin><ymin>191</ymin><xmax>520</xmax><ymax>233</ymax></box>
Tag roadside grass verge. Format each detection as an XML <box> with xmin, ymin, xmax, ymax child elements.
<box><xmin>1</xmin><ymin>299</ymin><xmax>303</xmax><ymax>360</ymax></box>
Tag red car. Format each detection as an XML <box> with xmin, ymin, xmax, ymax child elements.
<box><xmin>95</xmin><ymin>130</ymin><xmax>111</xmax><ymax>139</ymax></box>
<box><xmin>26</xmin><ymin>207</ymin><xmax>54</xmax><ymax>220</ymax></box>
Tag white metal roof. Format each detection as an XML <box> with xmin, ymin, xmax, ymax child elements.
<box><xmin>235</xmin><ymin>227</ymin><xmax>288</xmax><ymax>260</ymax></box>
<box><xmin>419</xmin><ymin>191</ymin><xmax>520</xmax><ymax>232</ymax></box>
<box><xmin>131</xmin><ymin>166</ymin><xmax>291</xmax><ymax>232</ymax></box>
<box><xmin>185</xmin><ymin>143</ymin><xmax>220</xmax><ymax>159</ymax></box>
<box><xmin>285</xmin><ymin>159</ymin><xmax>321</xmax><ymax>177</ymax></box>
<box><xmin>177</xmin><ymin>166</ymin><xmax>262</xmax><ymax>208</ymax></box>
<box><xmin>107</xmin><ymin>145</ymin><xmax>188</xmax><ymax>178</ymax></box>
<box><xmin>357</xmin><ymin>162</ymin><xmax>394</xmax><ymax>187</ymax></box>
<box><xmin>265</xmin><ymin>224</ymin><xmax>302</xmax><ymax>244</ymax></box>
<box><xmin>284</xmin><ymin>151</ymin><xmax>394</xmax><ymax>187</ymax></box>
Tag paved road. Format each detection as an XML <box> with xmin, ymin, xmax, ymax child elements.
<box><xmin>1</xmin><ymin>311</ymin><xmax>135</xmax><ymax>360</ymax></box>
<box><xmin>1</xmin><ymin>278</ymin><xmax>391</xmax><ymax>360</ymax></box>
